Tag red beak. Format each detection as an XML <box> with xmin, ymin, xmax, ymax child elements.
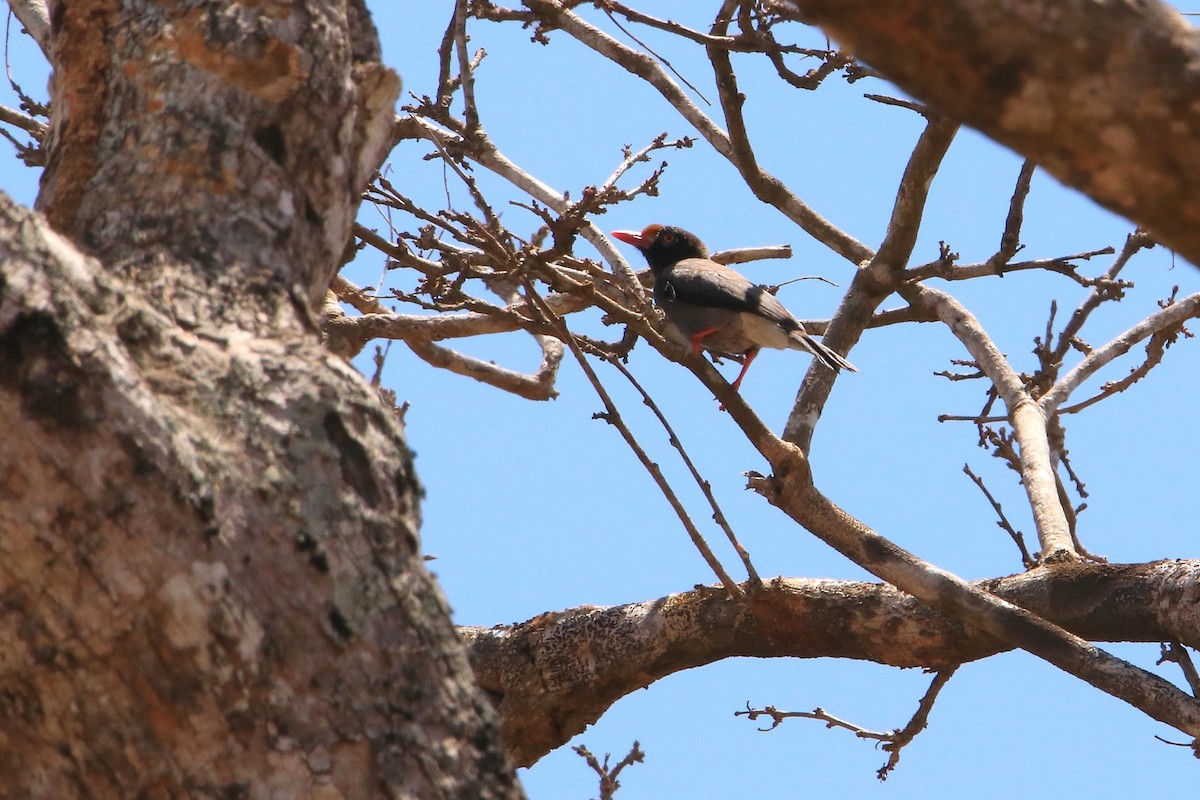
<box><xmin>611</xmin><ymin>230</ymin><xmax>647</xmax><ymax>249</ymax></box>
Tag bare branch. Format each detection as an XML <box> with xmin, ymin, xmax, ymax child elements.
<box><xmin>330</xmin><ymin>274</ymin><xmax>389</xmax><ymax>316</ymax></box>
<box><xmin>726</xmin><ymin>2</ymin><xmax>853</xmax><ymax>90</ymax></box>
<box><xmin>908</xmin><ymin>248</ymin><xmax>1117</xmax><ymax>284</ymax></box>
<box><xmin>523</xmin><ymin>279</ymin><xmax>745</xmax><ymax>600</ymax></box>
<box><xmin>353</xmin><ymin>222</ymin><xmax>446</xmax><ymax>277</ymax></box>
<box><xmin>987</xmin><ymin>160</ymin><xmax>1037</xmax><ymax>268</ymax></box>
<box><xmin>750</xmin><ymin>455</ymin><xmax>1200</xmax><ymax>751</ymax></box>
<box><xmin>769</xmin><ymin>0</ymin><xmax>1200</xmax><ymax>265</ymax></box>
<box><xmin>1055</xmin><ymin>299</ymin><xmax>1191</xmax><ymax>416</ymax></box>
<box><xmin>876</xmin><ymin>667</ymin><xmax>958</xmax><ymax>780</ymax></box>
<box><xmin>514</xmin><ymin>0</ymin><xmax>873</xmax><ymax>265</ymax></box>
<box><xmin>406</xmin><ymin>336</ymin><xmax>561</xmax><ymax>401</ymax></box>
<box><xmin>452</xmin><ymin>0</ymin><xmax>481</xmax><ymax>133</ymax></box>
<box><xmin>572</xmin><ymin>742</ymin><xmax>645</xmax><ymax>800</ymax></box>
<box><xmin>737</xmin><ymin>703</ymin><xmax>892</xmax><ymax>739</ymax></box>
<box><xmin>710</xmin><ymin>243</ymin><xmax>793</xmax><ymax>265</ymax></box>
<box><xmin>863</xmin><ymin>93</ymin><xmax>928</xmax><ymax>115</ymax></box>
<box><xmin>1159</xmin><ymin>643</ymin><xmax>1200</xmax><ymax>698</ymax></box>
<box><xmin>602</xmin><ymin>5</ymin><xmax>712</xmax><ymax>105</ymax></box>
<box><xmin>1049</xmin><ymin>230</ymin><xmax>1154</xmax><ymax>366</ymax></box>
<box><xmin>1041</xmin><ymin>289</ymin><xmax>1200</xmax><ymax>416</ymax></box>
<box><xmin>963</xmin><ymin>464</ymin><xmax>1035</xmax><ymax>570</ymax></box>
<box><xmin>0</xmin><ymin>101</ymin><xmax>44</xmax><ymax>138</ymax></box>
<box><xmin>785</xmin><ymin>115</ymin><xmax>958</xmax><ymax>450</ymax></box>
<box><xmin>465</xmin><ymin>562</ymin><xmax>1200</xmax><ymax>766</ymax></box>
<box><xmin>603</xmin><ymin>0</ymin><xmax>743</xmax><ymax>48</ymax></box>
<box><xmin>394</xmin><ymin>114</ymin><xmax>650</xmax><ymax>303</ymax></box>
<box><xmin>6</xmin><ymin>0</ymin><xmax>50</xmax><ymax>55</ymax></box>
<box><xmin>902</xmin><ymin>284</ymin><xmax>1074</xmax><ymax>559</ymax></box>
<box><xmin>601</xmin><ymin>354</ymin><xmax>762</xmax><ymax>587</ymax></box>
<box><xmin>597</xmin><ymin>131</ymin><xmax>697</xmax><ymax>200</ymax></box>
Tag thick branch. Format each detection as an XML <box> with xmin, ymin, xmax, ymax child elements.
<box><xmin>772</xmin><ymin>0</ymin><xmax>1200</xmax><ymax>266</ymax></box>
<box><xmin>785</xmin><ymin>115</ymin><xmax>958</xmax><ymax>450</ymax></box>
<box><xmin>466</xmin><ymin>560</ymin><xmax>1200</xmax><ymax>766</ymax></box>
<box><xmin>758</xmin><ymin>448</ymin><xmax>1200</xmax><ymax>750</ymax></box>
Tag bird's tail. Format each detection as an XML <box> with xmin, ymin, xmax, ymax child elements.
<box><xmin>795</xmin><ymin>333</ymin><xmax>858</xmax><ymax>373</ymax></box>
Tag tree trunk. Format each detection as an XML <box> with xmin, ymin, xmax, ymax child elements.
<box><xmin>0</xmin><ymin>1</ymin><xmax>522</xmax><ymax>797</ymax></box>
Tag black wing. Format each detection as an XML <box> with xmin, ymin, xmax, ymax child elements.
<box><xmin>658</xmin><ymin>258</ymin><xmax>799</xmax><ymax>331</ymax></box>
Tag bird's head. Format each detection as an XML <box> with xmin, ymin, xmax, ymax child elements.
<box><xmin>612</xmin><ymin>224</ymin><xmax>708</xmax><ymax>272</ymax></box>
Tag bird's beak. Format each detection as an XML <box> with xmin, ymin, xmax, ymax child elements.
<box><xmin>611</xmin><ymin>230</ymin><xmax>646</xmax><ymax>249</ymax></box>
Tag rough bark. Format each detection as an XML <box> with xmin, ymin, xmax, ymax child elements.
<box><xmin>0</xmin><ymin>1</ymin><xmax>521</xmax><ymax>797</ymax></box>
<box><xmin>756</xmin><ymin>451</ymin><xmax>1200</xmax><ymax>742</ymax></box>
<box><xmin>773</xmin><ymin>0</ymin><xmax>1200</xmax><ymax>265</ymax></box>
<box><xmin>466</xmin><ymin>560</ymin><xmax>1200</xmax><ymax>766</ymax></box>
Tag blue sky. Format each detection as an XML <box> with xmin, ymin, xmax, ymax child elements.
<box><xmin>4</xmin><ymin>2</ymin><xmax>1199</xmax><ymax>797</ymax></box>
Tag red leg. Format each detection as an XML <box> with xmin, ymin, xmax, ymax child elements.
<box><xmin>689</xmin><ymin>327</ymin><xmax>721</xmax><ymax>354</ymax></box>
<box><xmin>729</xmin><ymin>348</ymin><xmax>760</xmax><ymax>391</ymax></box>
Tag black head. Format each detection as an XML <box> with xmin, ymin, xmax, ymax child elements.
<box><xmin>611</xmin><ymin>224</ymin><xmax>708</xmax><ymax>272</ymax></box>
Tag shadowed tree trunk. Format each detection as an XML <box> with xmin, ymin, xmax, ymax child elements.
<box><xmin>0</xmin><ymin>1</ymin><xmax>522</xmax><ymax>796</ymax></box>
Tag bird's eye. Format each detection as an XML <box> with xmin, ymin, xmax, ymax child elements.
<box><xmin>661</xmin><ymin>232</ymin><xmax>674</xmax><ymax>244</ymax></box>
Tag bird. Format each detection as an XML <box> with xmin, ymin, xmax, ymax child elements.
<box><xmin>612</xmin><ymin>223</ymin><xmax>856</xmax><ymax>392</ymax></box>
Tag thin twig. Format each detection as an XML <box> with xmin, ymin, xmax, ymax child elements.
<box><xmin>1050</xmin><ymin>230</ymin><xmax>1155</xmax><ymax>364</ymax></box>
<box><xmin>522</xmin><ymin>278</ymin><xmax>745</xmax><ymax>600</ymax></box>
<box><xmin>572</xmin><ymin>742</ymin><xmax>645</xmax><ymax>800</ymax></box>
<box><xmin>1158</xmin><ymin>643</ymin><xmax>1200</xmax><ymax>697</ymax></box>
<box><xmin>601</xmin><ymin>353</ymin><xmax>762</xmax><ymax>586</ymax></box>
<box><xmin>603</xmin><ymin>7</ymin><xmax>711</xmax><ymax>105</ymax></box>
<box><xmin>963</xmin><ymin>465</ymin><xmax>1035</xmax><ymax>569</ymax></box>
<box><xmin>876</xmin><ymin>666</ymin><xmax>959</xmax><ymax>780</ymax></box>
<box><xmin>863</xmin><ymin>93</ymin><xmax>929</xmax><ymax>116</ymax></box>
<box><xmin>986</xmin><ymin>159</ymin><xmax>1036</xmax><ymax>268</ymax></box>
<box><xmin>1041</xmin><ymin>288</ymin><xmax>1200</xmax><ymax>416</ymax></box>
<box><xmin>737</xmin><ymin>703</ymin><xmax>892</xmax><ymax>739</ymax></box>
<box><xmin>737</xmin><ymin>666</ymin><xmax>958</xmax><ymax>781</ymax></box>
<box><xmin>908</xmin><ymin>248</ymin><xmax>1116</xmax><ymax>283</ymax></box>
<box><xmin>597</xmin><ymin>131</ymin><xmax>696</xmax><ymax>198</ymax></box>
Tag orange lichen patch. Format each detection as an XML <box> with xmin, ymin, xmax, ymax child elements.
<box><xmin>153</xmin><ymin>153</ymin><xmax>238</xmax><ymax>198</ymax></box>
<box><xmin>170</xmin><ymin>8</ymin><xmax>304</xmax><ymax>104</ymax></box>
